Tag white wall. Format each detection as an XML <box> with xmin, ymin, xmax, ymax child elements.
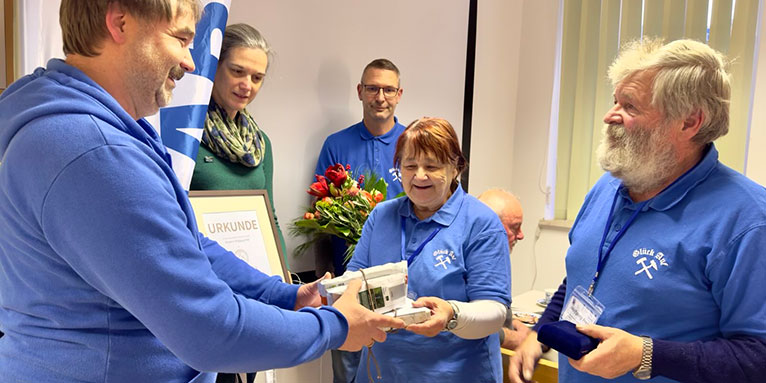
<box><xmin>747</xmin><ymin>0</ymin><xmax>766</xmax><ymax>186</ymax></box>
<box><xmin>229</xmin><ymin>1</ymin><xmax>470</xmax><ymax>273</ymax></box>
<box><xmin>468</xmin><ymin>1</ymin><xmax>522</xmax><ymax>195</ymax></box>
<box><xmin>468</xmin><ymin>0</ymin><xmax>568</xmax><ymax>295</ymax></box>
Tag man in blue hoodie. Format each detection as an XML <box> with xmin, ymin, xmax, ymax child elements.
<box><xmin>0</xmin><ymin>1</ymin><xmax>402</xmax><ymax>382</ymax></box>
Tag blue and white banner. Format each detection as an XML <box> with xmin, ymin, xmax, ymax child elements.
<box><xmin>146</xmin><ymin>0</ymin><xmax>231</xmax><ymax>190</ymax></box>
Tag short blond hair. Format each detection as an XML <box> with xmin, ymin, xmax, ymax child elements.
<box><xmin>608</xmin><ymin>38</ymin><xmax>731</xmax><ymax>144</ymax></box>
<box><xmin>61</xmin><ymin>0</ymin><xmax>202</xmax><ymax>57</ymax></box>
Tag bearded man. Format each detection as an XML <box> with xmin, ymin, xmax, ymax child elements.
<box><xmin>509</xmin><ymin>39</ymin><xmax>766</xmax><ymax>383</ymax></box>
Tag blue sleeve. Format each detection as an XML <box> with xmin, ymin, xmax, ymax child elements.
<box><xmin>653</xmin><ymin>336</ymin><xmax>766</xmax><ymax>382</ymax></box>
<box><xmin>345</xmin><ymin>205</ymin><xmax>377</xmax><ymax>273</ymax></box>
<box><xmin>707</xmin><ymin>226</ymin><xmax>766</xmax><ymax>338</ymax></box>
<box><xmin>198</xmin><ymin>233</ymin><xmax>298</xmax><ymax>310</ymax></box>
<box><xmin>42</xmin><ymin>144</ymin><xmax>347</xmax><ymax>372</ymax></box>
<box><xmin>463</xmin><ymin>222</ymin><xmax>512</xmax><ymax>305</ymax></box>
<box><xmin>645</xmin><ymin>225</ymin><xmax>766</xmax><ymax>381</ymax></box>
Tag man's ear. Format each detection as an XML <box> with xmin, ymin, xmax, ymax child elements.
<box><xmin>357</xmin><ymin>83</ymin><xmax>363</xmax><ymax>101</ymax></box>
<box><xmin>681</xmin><ymin>109</ymin><xmax>704</xmax><ymax>138</ymax></box>
<box><xmin>104</xmin><ymin>2</ymin><xmax>129</xmax><ymax>44</ymax></box>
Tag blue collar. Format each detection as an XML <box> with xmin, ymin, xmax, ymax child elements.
<box><xmin>609</xmin><ymin>144</ymin><xmax>719</xmax><ymax>211</ymax></box>
<box><xmin>398</xmin><ymin>184</ymin><xmax>465</xmax><ymax>226</ymax></box>
<box><xmin>357</xmin><ymin>116</ymin><xmax>401</xmax><ymax>143</ymax></box>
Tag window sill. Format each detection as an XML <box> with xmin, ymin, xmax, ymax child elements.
<box><xmin>538</xmin><ymin>219</ymin><xmax>573</xmax><ymax>230</ymax></box>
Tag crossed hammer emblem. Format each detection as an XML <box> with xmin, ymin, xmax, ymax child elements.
<box><xmin>634</xmin><ymin>257</ymin><xmax>658</xmax><ymax>279</ymax></box>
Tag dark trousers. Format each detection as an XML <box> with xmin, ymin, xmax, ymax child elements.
<box><xmin>331</xmin><ymin>349</ymin><xmax>362</xmax><ymax>383</ymax></box>
<box><xmin>216</xmin><ymin>373</ymin><xmax>255</xmax><ymax>383</ymax></box>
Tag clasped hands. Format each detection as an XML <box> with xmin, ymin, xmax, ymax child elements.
<box><xmin>508</xmin><ymin>324</ymin><xmax>644</xmax><ymax>383</ymax></box>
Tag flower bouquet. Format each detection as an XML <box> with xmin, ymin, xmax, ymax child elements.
<box><xmin>290</xmin><ymin>164</ymin><xmax>387</xmax><ymax>262</ymax></box>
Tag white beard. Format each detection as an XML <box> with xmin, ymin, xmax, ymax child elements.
<box><xmin>596</xmin><ymin>123</ymin><xmax>677</xmax><ymax>195</ymax></box>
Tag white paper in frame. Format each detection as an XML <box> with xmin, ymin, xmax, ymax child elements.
<box><xmin>188</xmin><ymin>190</ymin><xmax>291</xmax><ymax>283</ymax></box>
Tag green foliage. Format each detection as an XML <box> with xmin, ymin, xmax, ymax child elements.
<box><xmin>290</xmin><ymin>169</ymin><xmax>388</xmax><ymax>263</ymax></box>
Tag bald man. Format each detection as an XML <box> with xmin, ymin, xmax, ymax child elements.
<box><xmin>479</xmin><ymin>189</ymin><xmax>529</xmax><ymax>349</ymax></box>
<box><xmin>479</xmin><ymin>189</ymin><xmax>525</xmax><ymax>251</ymax></box>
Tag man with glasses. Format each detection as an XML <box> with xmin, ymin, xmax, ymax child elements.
<box><xmin>313</xmin><ymin>58</ymin><xmax>405</xmax><ymax>383</ymax></box>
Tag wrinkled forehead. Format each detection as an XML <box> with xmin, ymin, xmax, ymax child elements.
<box><xmin>616</xmin><ymin>70</ymin><xmax>656</xmax><ymax>104</ymax></box>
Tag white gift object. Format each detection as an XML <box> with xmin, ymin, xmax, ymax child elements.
<box><xmin>319</xmin><ymin>261</ymin><xmax>409</xmax><ymax>313</ymax></box>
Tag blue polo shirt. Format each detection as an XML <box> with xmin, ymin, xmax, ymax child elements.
<box><xmin>315</xmin><ymin>118</ymin><xmax>406</xmax><ymax>275</ymax></box>
<box><xmin>347</xmin><ymin>186</ymin><xmax>511</xmax><ymax>383</ymax></box>
<box><xmin>315</xmin><ymin>118</ymin><xmax>406</xmax><ymax>199</ymax></box>
<box><xmin>560</xmin><ymin>144</ymin><xmax>766</xmax><ymax>382</ymax></box>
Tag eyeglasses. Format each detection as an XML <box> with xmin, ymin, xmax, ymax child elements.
<box><xmin>361</xmin><ymin>84</ymin><xmax>399</xmax><ymax>99</ymax></box>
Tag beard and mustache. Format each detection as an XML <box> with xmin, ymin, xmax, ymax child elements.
<box><xmin>155</xmin><ymin>65</ymin><xmax>186</xmax><ymax>108</ymax></box>
<box><xmin>596</xmin><ymin>122</ymin><xmax>678</xmax><ymax>195</ymax></box>
<box><xmin>126</xmin><ymin>34</ymin><xmax>188</xmax><ymax>118</ymax></box>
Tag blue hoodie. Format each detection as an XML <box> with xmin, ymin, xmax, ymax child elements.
<box><xmin>0</xmin><ymin>59</ymin><xmax>347</xmax><ymax>383</ymax></box>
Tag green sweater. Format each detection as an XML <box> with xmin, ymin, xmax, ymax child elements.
<box><xmin>190</xmin><ymin>131</ymin><xmax>288</xmax><ymax>267</ymax></box>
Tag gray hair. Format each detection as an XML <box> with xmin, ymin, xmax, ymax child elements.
<box><xmin>608</xmin><ymin>38</ymin><xmax>731</xmax><ymax>145</ymax></box>
<box><xmin>219</xmin><ymin>23</ymin><xmax>272</xmax><ymax>70</ymax></box>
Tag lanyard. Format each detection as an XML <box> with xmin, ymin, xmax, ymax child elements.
<box><xmin>401</xmin><ymin>217</ymin><xmax>441</xmax><ymax>266</ymax></box>
<box><xmin>589</xmin><ymin>190</ymin><xmax>649</xmax><ymax>295</ymax></box>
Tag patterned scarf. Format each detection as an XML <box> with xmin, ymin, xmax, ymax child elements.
<box><xmin>202</xmin><ymin>100</ymin><xmax>266</xmax><ymax>167</ymax></box>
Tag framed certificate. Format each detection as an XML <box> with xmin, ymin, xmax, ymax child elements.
<box><xmin>189</xmin><ymin>190</ymin><xmax>290</xmax><ymax>283</ymax></box>
<box><xmin>2</xmin><ymin>0</ymin><xmax>15</xmax><ymax>93</ymax></box>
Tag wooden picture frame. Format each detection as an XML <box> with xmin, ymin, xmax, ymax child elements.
<box><xmin>189</xmin><ymin>190</ymin><xmax>291</xmax><ymax>283</ymax></box>
<box><xmin>1</xmin><ymin>0</ymin><xmax>13</xmax><ymax>93</ymax></box>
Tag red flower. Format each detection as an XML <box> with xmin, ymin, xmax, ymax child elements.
<box><xmin>308</xmin><ymin>175</ymin><xmax>330</xmax><ymax>198</ymax></box>
<box><xmin>374</xmin><ymin>191</ymin><xmax>384</xmax><ymax>203</ymax></box>
<box><xmin>325</xmin><ymin>164</ymin><xmax>348</xmax><ymax>187</ymax></box>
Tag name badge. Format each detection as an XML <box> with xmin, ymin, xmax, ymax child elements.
<box><xmin>560</xmin><ymin>285</ymin><xmax>605</xmax><ymax>325</ymax></box>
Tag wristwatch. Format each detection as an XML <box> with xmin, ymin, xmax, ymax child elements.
<box><xmin>444</xmin><ymin>301</ymin><xmax>460</xmax><ymax>332</ymax></box>
<box><xmin>632</xmin><ymin>336</ymin><xmax>653</xmax><ymax>380</ymax></box>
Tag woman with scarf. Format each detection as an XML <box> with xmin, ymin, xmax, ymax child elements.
<box><xmin>191</xmin><ymin>23</ymin><xmax>285</xmax><ymax>254</ymax></box>
<box><xmin>190</xmin><ymin>24</ymin><xmax>284</xmax><ymax>383</ymax></box>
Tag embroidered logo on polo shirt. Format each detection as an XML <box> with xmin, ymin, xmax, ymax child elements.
<box><xmin>389</xmin><ymin>167</ymin><xmax>402</xmax><ymax>183</ymax></box>
<box><xmin>632</xmin><ymin>248</ymin><xmax>669</xmax><ymax>279</ymax></box>
<box><xmin>433</xmin><ymin>249</ymin><xmax>456</xmax><ymax>269</ymax></box>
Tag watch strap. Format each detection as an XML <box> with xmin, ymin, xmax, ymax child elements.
<box><xmin>632</xmin><ymin>336</ymin><xmax>653</xmax><ymax>380</ymax></box>
<box><xmin>444</xmin><ymin>300</ymin><xmax>460</xmax><ymax>331</ymax></box>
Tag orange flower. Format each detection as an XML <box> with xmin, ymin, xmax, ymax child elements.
<box><xmin>361</xmin><ymin>190</ymin><xmax>373</xmax><ymax>203</ymax></box>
